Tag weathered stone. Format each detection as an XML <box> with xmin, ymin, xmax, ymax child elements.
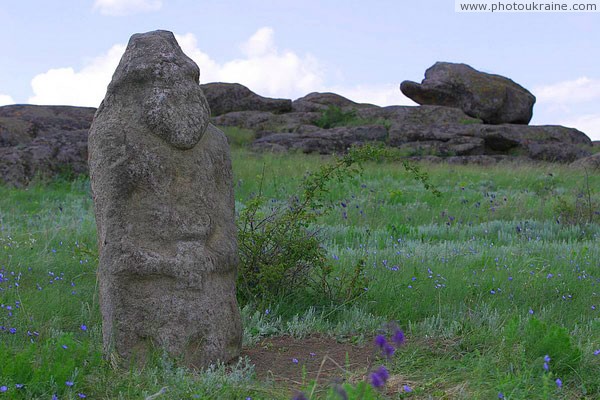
<box><xmin>212</xmin><ymin>110</ymin><xmax>321</xmax><ymax>133</ymax></box>
<box><xmin>292</xmin><ymin>92</ymin><xmax>376</xmax><ymax>112</ymax></box>
<box><xmin>201</xmin><ymin>82</ymin><xmax>291</xmax><ymax>116</ymax></box>
<box><xmin>252</xmin><ymin>125</ymin><xmax>387</xmax><ymax>153</ymax></box>
<box><xmin>88</xmin><ymin>30</ymin><xmax>241</xmax><ymax>368</ymax></box>
<box><xmin>571</xmin><ymin>153</ymin><xmax>600</xmax><ymax>170</ymax></box>
<box><xmin>0</xmin><ymin>105</ymin><xmax>95</xmax><ymax>186</ymax></box>
<box><xmin>0</xmin><ymin>104</ymin><xmax>95</xmax><ymax>147</ymax></box>
<box><xmin>401</xmin><ymin>62</ymin><xmax>536</xmax><ymax>124</ymax></box>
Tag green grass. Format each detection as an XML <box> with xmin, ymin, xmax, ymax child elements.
<box><xmin>1</xmin><ymin>150</ymin><xmax>599</xmax><ymax>399</ymax></box>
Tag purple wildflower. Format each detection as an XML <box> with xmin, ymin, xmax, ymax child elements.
<box><xmin>594</xmin><ymin>349</ymin><xmax>600</xmax><ymax>356</ymax></box>
<box><xmin>0</xmin><ymin>386</ymin><xmax>7</xmax><ymax>392</ymax></box>
<box><xmin>556</xmin><ymin>378</ymin><xmax>562</xmax><ymax>388</ymax></box>
<box><xmin>370</xmin><ymin>366</ymin><xmax>389</xmax><ymax>388</ymax></box>
<box><xmin>78</xmin><ymin>394</ymin><xmax>86</xmax><ymax>398</ymax></box>
<box><xmin>392</xmin><ymin>328</ymin><xmax>405</xmax><ymax>347</ymax></box>
<box><xmin>292</xmin><ymin>358</ymin><xmax>298</xmax><ymax>364</ymax></box>
<box><xmin>374</xmin><ymin>334</ymin><xmax>387</xmax><ymax>348</ymax></box>
<box><xmin>403</xmin><ymin>385</ymin><xmax>412</xmax><ymax>392</ymax></box>
<box><xmin>382</xmin><ymin>343</ymin><xmax>395</xmax><ymax>357</ymax></box>
<box><xmin>80</xmin><ymin>324</ymin><xmax>87</xmax><ymax>332</ymax></box>
<box><xmin>66</xmin><ymin>381</ymin><xmax>74</xmax><ymax>387</ymax></box>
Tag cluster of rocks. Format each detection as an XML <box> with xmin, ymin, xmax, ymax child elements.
<box><xmin>0</xmin><ymin>105</ymin><xmax>95</xmax><ymax>186</ymax></box>
<box><xmin>0</xmin><ymin>62</ymin><xmax>597</xmax><ymax>186</ymax></box>
<box><xmin>207</xmin><ymin>62</ymin><xmax>593</xmax><ymax>165</ymax></box>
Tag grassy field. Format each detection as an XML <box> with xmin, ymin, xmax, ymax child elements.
<box><xmin>0</xmin><ymin>144</ymin><xmax>599</xmax><ymax>399</ymax></box>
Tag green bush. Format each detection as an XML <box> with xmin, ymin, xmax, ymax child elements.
<box><xmin>236</xmin><ymin>144</ymin><xmax>438</xmax><ymax>306</ymax></box>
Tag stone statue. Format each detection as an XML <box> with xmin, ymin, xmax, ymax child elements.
<box><xmin>88</xmin><ymin>30</ymin><xmax>242</xmax><ymax>368</ymax></box>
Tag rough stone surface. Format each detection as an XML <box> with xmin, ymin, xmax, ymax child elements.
<box><xmin>200</xmin><ymin>82</ymin><xmax>291</xmax><ymax>116</ymax></box>
<box><xmin>88</xmin><ymin>30</ymin><xmax>241</xmax><ymax>368</ymax></box>
<box><xmin>400</xmin><ymin>62</ymin><xmax>536</xmax><ymax>124</ymax></box>
<box><xmin>0</xmin><ymin>105</ymin><xmax>95</xmax><ymax>186</ymax></box>
<box><xmin>570</xmin><ymin>152</ymin><xmax>600</xmax><ymax>170</ymax></box>
<box><xmin>252</xmin><ymin>125</ymin><xmax>388</xmax><ymax>153</ymax></box>
<box><xmin>292</xmin><ymin>92</ymin><xmax>376</xmax><ymax>112</ymax></box>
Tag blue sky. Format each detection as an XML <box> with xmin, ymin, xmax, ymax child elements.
<box><xmin>1</xmin><ymin>0</ymin><xmax>599</xmax><ymax>139</ymax></box>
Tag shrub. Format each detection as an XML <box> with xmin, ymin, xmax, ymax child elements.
<box><xmin>236</xmin><ymin>144</ymin><xmax>439</xmax><ymax>306</ymax></box>
<box><xmin>315</xmin><ymin>106</ymin><xmax>359</xmax><ymax>129</ymax></box>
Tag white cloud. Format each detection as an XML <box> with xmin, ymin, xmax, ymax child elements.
<box><xmin>532</xmin><ymin>77</ymin><xmax>600</xmax><ymax>140</ymax></box>
<box><xmin>0</xmin><ymin>94</ymin><xmax>15</xmax><ymax>106</ymax></box>
<box><xmin>27</xmin><ymin>28</ymin><xmax>325</xmax><ymax>107</ymax></box>
<box><xmin>240</xmin><ymin>27</ymin><xmax>276</xmax><ymax>58</ymax></box>
<box><xmin>560</xmin><ymin>114</ymin><xmax>600</xmax><ymax>141</ymax></box>
<box><xmin>203</xmin><ymin>28</ymin><xmax>324</xmax><ymax>99</ymax></box>
<box><xmin>534</xmin><ymin>77</ymin><xmax>600</xmax><ymax>105</ymax></box>
<box><xmin>26</xmin><ymin>28</ymin><xmax>422</xmax><ymax>110</ymax></box>
<box><xmin>93</xmin><ymin>0</ymin><xmax>162</xmax><ymax>16</ymax></box>
<box><xmin>28</xmin><ymin>44</ymin><xmax>125</xmax><ymax>107</ymax></box>
<box><xmin>328</xmin><ymin>83</ymin><xmax>416</xmax><ymax>107</ymax></box>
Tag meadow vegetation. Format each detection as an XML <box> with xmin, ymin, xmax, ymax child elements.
<box><xmin>0</xmin><ymin>130</ymin><xmax>599</xmax><ymax>398</ymax></box>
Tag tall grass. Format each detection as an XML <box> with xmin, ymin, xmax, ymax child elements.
<box><xmin>0</xmin><ymin>149</ymin><xmax>599</xmax><ymax>398</ymax></box>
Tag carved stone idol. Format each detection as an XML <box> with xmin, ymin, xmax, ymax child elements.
<box><xmin>88</xmin><ymin>30</ymin><xmax>242</xmax><ymax>367</ymax></box>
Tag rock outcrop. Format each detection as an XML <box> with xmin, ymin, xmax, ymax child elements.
<box><xmin>252</xmin><ymin>125</ymin><xmax>388</xmax><ymax>153</ymax></box>
<box><xmin>88</xmin><ymin>30</ymin><xmax>242</xmax><ymax>368</ymax></box>
<box><xmin>401</xmin><ymin>62</ymin><xmax>536</xmax><ymax>124</ymax></box>
<box><xmin>0</xmin><ymin>105</ymin><xmax>95</xmax><ymax>186</ymax></box>
<box><xmin>292</xmin><ymin>92</ymin><xmax>376</xmax><ymax>112</ymax></box>
<box><xmin>200</xmin><ymin>82</ymin><xmax>291</xmax><ymax>116</ymax></box>
<box><xmin>0</xmin><ymin>62</ymin><xmax>594</xmax><ymax>186</ymax></box>
<box><xmin>250</xmin><ymin>102</ymin><xmax>591</xmax><ymax>162</ymax></box>
<box><xmin>571</xmin><ymin>153</ymin><xmax>600</xmax><ymax>170</ymax></box>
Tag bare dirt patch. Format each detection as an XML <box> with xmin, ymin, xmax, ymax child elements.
<box><xmin>241</xmin><ymin>335</ymin><xmax>375</xmax><ymax>389</ymax></box>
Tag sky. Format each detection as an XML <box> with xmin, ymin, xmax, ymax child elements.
<box><xmin>0</xmin><ymin>0</ymin><xmax>599</xmax><ymax>140</ymax></box>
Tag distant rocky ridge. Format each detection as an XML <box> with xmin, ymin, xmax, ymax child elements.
<box><xmin>0</xmin><ymin>105</ymin><xmax>95</xmax><ymax>186</ymax></box>
<box><xmin>0</xmin><ymin>62</ymin><xmax>596</xmax><ymax>186</ymax></box>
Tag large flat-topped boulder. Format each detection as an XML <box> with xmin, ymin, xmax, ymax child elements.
<box><xmin>200</xmin><ymin>82</ymin><xmax>291</xmax><ymax>116</ymax></box>
<box><xmin>401</xmin><ymin>62</ymin><xmax>536</xmax><ymax>125</ymax></box>
<box><xmin>88</xmin><ymin>30</ymin><xmax>242</xmax><ymax>368</ymax></box>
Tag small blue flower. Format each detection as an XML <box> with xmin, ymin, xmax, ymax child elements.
<box><xmin>66</xmin><ymin>381</ymin><xmax>74</xmax><ymax>387</ymax></box>
<box><xmin>370</xmin><ymin>366</ymin><xmax>389</xmax><ymax>388</ymax></box>
<box><xmin>292</xmin><ymin>358</ymin><xmax>298</xmax><ymax>364</ymax></box>
<box><xmin>80</xmin><ymin>324</ymin><xmax>87</xmax><ymax>332</ymax></box>
<box><xmin>594</xmin><ymin>349</ymin><xmax>600</xmax><ymax>356</ymax></box>
<box><xmin>392</xmin><ymin>328</ymin><xmax>405</xmax><ymax>347</ymax></box>
<box><xmin>556</xmin><ymin>378</ymin><xmax>562</xmax><ymax>388</ymax></box>
<box><xmin>15</xmin><ymin>384</ymin><xmax>23</xmax><ymax>389</ymax></box>
<box><xmin>0</xmin><ymin>386</ymin><xmax>7</xmax><ymax>392</ymax></box>
<box><xmin>498</xmin><ymin>393</ymin><xmax>504</xmax><ymax>399</ymax></box>
<box><xmin>382</xmin><ymin>343</ymin><xmax>395</xmax><ymax>357</ymax></box>
<box><xmin>78</xmin><ymin>394</ymin><xmax>86</xmax><ymax>398</ymax></box>
<box><xmin>374</xmin><ymin>335</ymin><xmax>387</xmax><ymax>348</ymax></box>
<box><xmin>403</xmin><ymin>385</ymin><xmax>412</xmax><ymax>392</ymax></box>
